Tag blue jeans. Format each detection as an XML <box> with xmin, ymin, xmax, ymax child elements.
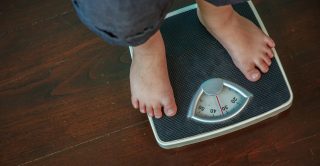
<box><xmin>72</xmin><ymin>0</ymin><xmax>247</xmax><ymax>46</ymax></box>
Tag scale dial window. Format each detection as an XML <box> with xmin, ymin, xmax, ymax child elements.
<box><xmin>189</xmin><ymin>78</ymin><xmax>253</xmax><ymax>123</ymax></box>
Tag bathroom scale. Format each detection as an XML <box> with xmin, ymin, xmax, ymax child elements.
<box><xmin>129</xmin><ymin>1</ymin><xmax>293</xmax><ymax>149</ymax></box>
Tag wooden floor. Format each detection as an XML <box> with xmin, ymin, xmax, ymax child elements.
<box><xmin>1</xmin><ymin>0</ymin><xmax>319</xmax><ymax>165</ymax></box>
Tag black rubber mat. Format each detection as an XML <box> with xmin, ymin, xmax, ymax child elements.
<box><xmin>153</xmin><ymin>2</ymin><xmax>291</xmax><ymax>142</ymax></box>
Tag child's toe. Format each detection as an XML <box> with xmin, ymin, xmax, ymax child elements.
<box><xmin>264</xmin><ymin>47</ymin><xmax>274</xmax><ymax>58</ymax></box>
<box><xmin>139</xmin><ymin>102</ymin><xmax>146</xmax><ymax>113</ymax></box>
<box><xmin>164</xmin><ymin>108</ymin><xmax>176</xmax><ymax>117</ymax></box>
<box><xmin>131</xmin><ymin>96</ymin><xmax>139</xmax><ymax>109</ymax></box>
<box><xmin>256</xmin><ymin>60</ymin><xmax>269</xmax><ymax>73</ymax></box>
<box><xmin>153</xmin><ymin>104</ymin><xmax>162</xmax><ymax>119</ymax></box>
<box><xmin>146</xmin><ymin>106</ymin><xmax>154</xmax><ymax>117</ymax></box>
<box><xmin>262</xmin><ymin>55</ymin><xmax>272</xmax><ymax>66</ymax></box>
<box><xmin>162</xmin><ymin>99</ymin><xmax>177</xmax><ymax>117</ymax></box>
<box><xmin>265</xmin><ymin>36</ymin><xmax>275</xmax><ymax>48</ymax></box>
<box><xmin>245</xmin><ymin>69</ymin><xmax>261</xmax><ymax>82</ymax></box>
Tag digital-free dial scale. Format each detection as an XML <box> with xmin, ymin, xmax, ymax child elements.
<box><xmin>129</xmin><ymin>1</ymin><xmax>293</xmax><ymax>149</ymax></box>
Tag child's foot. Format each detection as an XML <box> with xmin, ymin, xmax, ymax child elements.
<box><xmin>197</xmin><ymin>0</ymin><xmax>275</xmax><ymax>81</ymax></box>
<box><xmin>130</xmin><ymin>31</ymin><xmax>177</xmax><ymax>118</ymax></box>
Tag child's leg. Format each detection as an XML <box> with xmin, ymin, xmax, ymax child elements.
<box><xmin>72</xmin><ymin>0</ymin><xmax>177</xmax><ymax>118</ymax></box>
<box><xmin>131</xmin><ymin>31</ymin><xmax>177</xmax><ymax>118</ymax></box>
<box><xmin>197</xmin><ymin>0</ymin><xmax>275</xmax><ymax>81</ymax></box>
<box><xmin>72</xmin><ymin>0</ymin><xmax>275</xmax><ymax>119</ymax></box>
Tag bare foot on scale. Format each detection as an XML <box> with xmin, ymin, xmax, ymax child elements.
<box><xmin>130</xmin><ymin>31</ymin><xmax>177</xmax><ymax>118</ymax></box>
<box><xmin>197</xmin><ymin>0</ymin><xmax>275</xmax><ymax>81</ymax></box>
<box><xmin>130</xmin><ymin>1</ymin><xmax>276</xmax><ymax>118</ymax></box>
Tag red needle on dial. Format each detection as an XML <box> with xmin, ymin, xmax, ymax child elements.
<box><xmin>216</xmin><ymin>96</ymin><xmax>224</xmax><ymax>115</ymax></box>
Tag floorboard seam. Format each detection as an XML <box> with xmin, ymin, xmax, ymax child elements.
<box><xmin>18</xmin><ymin>120</ymin><xmax>148</xmax><ymax>166</ymax></box>
<box><xmin>5</xmin><ymin>9</ymin><xmax>74</xmax><ymax>33</ymax></box>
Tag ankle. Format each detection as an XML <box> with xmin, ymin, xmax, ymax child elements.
<box><xmin>197</xmin><ymin>1</ymin><xmax>235</xmax><ymax>29</ymax></box>
<box><xmin>133</xmin><ymin>31</ymin><xmax>163</xmax><ymax>55</ymax></box>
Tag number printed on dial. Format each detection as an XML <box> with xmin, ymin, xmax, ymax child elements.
<box><xmin>196</xmin><ymin>86</ymin><xmax>244</xmax><ymax>119</ymax></box>
<box><xmin>189</xmin><ymin>78</ymin><xmax>253</xmax><ymax>123</ymax></box>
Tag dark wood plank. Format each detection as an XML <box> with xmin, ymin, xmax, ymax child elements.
<box><xmin>0</xmin><ymin>0</ymin><xmax>319</xmax><ymax>165</ymax></box>
<box><xmin>0</xmin><ymin>0</ymin><xmax>195</xmax><ymax>165</ymax></box>
<box><xmin>0</xmin><ymin>1</ymin><xmax>144</xmax><ymax>165</ymax></box>
<box><xmin>32</xmin><ymin>116</ymin><xmax>320</xmax><ymax>165</ymax></box>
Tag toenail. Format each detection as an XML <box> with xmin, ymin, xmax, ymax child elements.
<box><xmin>251</xmin><ymin>72</ymin><xmax>259</xmax><ymax>80</ymax></box>
<box><xmin>167</xmin><ymin>109</ymin><xmax>175</xmax><ymax>116</ymax></box>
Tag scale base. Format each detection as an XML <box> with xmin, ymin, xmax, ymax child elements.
<box><xmin>130</xmin><ymin>1</ymin><xmax>293</xmax><ymax>149</ymax></box>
